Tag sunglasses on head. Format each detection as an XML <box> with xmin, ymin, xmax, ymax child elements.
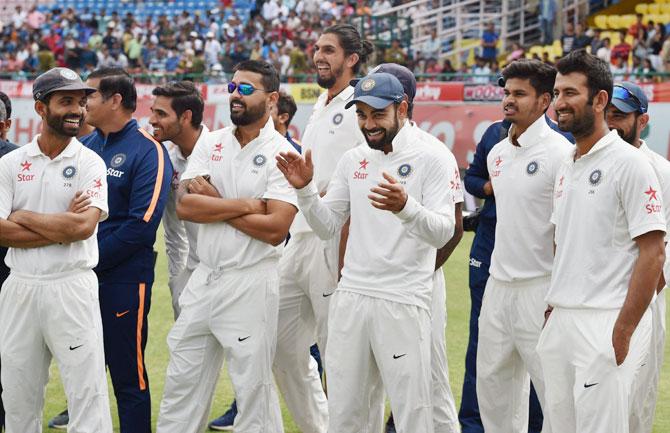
<box><xmin>613</xmin><ymin>85</ymin><xmax>647</xmax><ymax>114</ymax></box>
<box><xmin>227</xmin><ymin>82</ymin><xmax>270</xmax><ymax>96</ymax></box>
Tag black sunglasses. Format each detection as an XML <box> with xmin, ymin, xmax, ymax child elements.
<box><xmin>227</xmin><ymin>82</ymin><xmax>271</xmax><ymax>96</ymax></box>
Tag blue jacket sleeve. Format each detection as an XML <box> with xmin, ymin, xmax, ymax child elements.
<box><xmin>97</xmin><ymin>141</ymin><xmax>173</xmax><ymax>271</ymax></box>
<box><xmin>464</xmin><ymin>122</ymin><xmax>503</xmax><ymax>199</ymax></box>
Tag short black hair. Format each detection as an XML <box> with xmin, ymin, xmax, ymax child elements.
<box><xmin>152</xmin><ymin>81</ymin><xmax>204</xmax><ymax>128</ymax></box>
<box><xmin>233</xmin><ymin>60</ymin><xmax>280</xmax><ymax>92</ymax></box>
<box><xmin>0</xmin><ymin>91</ymin><xmax>11</xmax><ymax>118</ymax></box>
<box><xmin>277</xmin><ymin>91</ymin><xmax>297</xmax><ymax>126</ymax></box>
<box><xmin>502</xmin><ymin>59</ymin><xmax>557</xmax><ymax>98</ymax></box>
<box><xmin>556</xmin><ymin>49</ymin><xmax>613</xmax><ymax>107</ymax></box>
<box><xmin>88</xmin><ymin>67</ymin><xmax>137</xmax><ymax>112</ymax></box>
<box><xmin>323</xmin><ymin>24</ymin><xmax>374</xmax><ymax>74</ymax></box>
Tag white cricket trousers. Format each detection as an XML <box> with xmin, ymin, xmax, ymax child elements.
<box><xmin>156</xmin><ymin>260</ymin><xmax>284</xmax><ymax>433</ymax></box>
<box><xmin>168</xmin><ymin>266</ymin><xmax>194</xmax><ymax>319</ymax></box>
<box><xmin>431</xmin><ymin>270</ymin><xmax>460</xmax><ymax>433</ymax></box>
<box><xmin>630</xmin><ymin>290</ymin><xmax>666</xmax><ymax>433</ymax></box>
<box><xmin>0</xmin><ymin>270</ymin><xmax>112</xmax><ymax>433</ymax></box>
<box><xmin>537</xmin><ymin>307</ymin><xmax>652</xmax><ymax>433</ymax></box>
<box><xmin>326</xmin><ymin>290</ymin><xmax>434</xmax><ymax>433</ymax></box>
<box><xmin>272</xmin><ymin>232</ymin><xmax>338</xmax><ymax>433</ymax></box>
<box><xmin>476</xmin><ymin>275</ymin><xmax>550</xmax><ymax>433</ymax></box>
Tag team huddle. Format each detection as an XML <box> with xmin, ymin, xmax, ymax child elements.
<box><xmin>0</xmin><ymin>23</ymin><xmax>666</xmax><ymax>433</ymax></box>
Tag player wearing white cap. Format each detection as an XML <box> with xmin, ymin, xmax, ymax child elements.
<box><xmin>277</xmin><ymin>72</ymin><xmax>455</xmax><ymax>433</ymax></box>
<box><xmin>475</xmin><ymin>59</ymin><xmax>572</xmax><ymax>433</ymax></box>
<box><xmin>538</xmin><ymin>50</ymin><xmax>666</xmax><ymax>433</ymax></box>
<box><xmin>149</xmin><ymin>81</ymin><xmax>210</xmax><ymax>319</ymax></box>
<box><xmin>606</xmin><ymin>81</ymin><xmax>670</xmax><ymax>433</ymax></box>
<box><xmin>0</xmin><ymin>67</ymin><xmax>112</xmax><ymax>433</ymax></box>
<box><xmin>271</xmin><ymin>23</ymin><xmax>373</xmax><ymax>433</ymax></box>
<box><xmin>156</xmin><ymin>60</ymin><xmax>297</xmax><ymax>433</ymax></box>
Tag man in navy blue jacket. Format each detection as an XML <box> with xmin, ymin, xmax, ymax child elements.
<box><xmin>461</xmin><ymin>113</ymin><xmax>573</xmax><ymax>433</ymax></box>
<box><xmin>48</xmin><ymin>67</ymin><xmax>172</xmax><ymax>432</ymax></box>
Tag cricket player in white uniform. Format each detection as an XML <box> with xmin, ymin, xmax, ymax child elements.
<box><xmin>277</xmin><ymin>72</ymin><xmax>455</xmax><ymax>433</ymax></box>
<box><xmin>605</xmin><ymin>81</ymin><xmax>670</xmax><ymax>433</ymax></box>
<box><xmin>156</xmin><ymin>60</ymin><xmax>297</xmax><ymax>433</ymax></box>
<box><xmin>0</xmin><ymin>68</ymin><xmax>112</xmax><ymax>433</ymax></box>
<box><xmin>476</xmin><ymin>60</ymin><xmax>572</xmax><ymax>433</ymax></box>
<box><xmin>149</xmin><ymin>81</ymin><xmax>210</xmax><ymax>319</ymax></box>
<box><xmin>272</xmin><ymin>24</ymin><xmax>373</xmax><ymax>432</ymax></box>
<box><xmin>372</xmin><ymin>62</ymin><xmax>464</xmax><ymax>433</ymax></box>
<box><xmin>538</xmin><ymin>50</ymin><xmax>666</xmax><ymax>433</ymax></box>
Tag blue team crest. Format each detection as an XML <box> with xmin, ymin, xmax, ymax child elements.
<box><xmin>397</xmin><ymin>163</ymin><xmax>412</xmax><ymax>178</ymax></box>
<box><xmin>526</xmin><ymin>161</ymin><xmax>539</xmax><ymax>176</ymax></box>
<box><xmin>589</xmin><ymin>169</ymin><xmax>602</xmax><ymax>186</ymax></box>
<box><xmin>253</xmin><ymin>154</ymin><xmax>267</xmax><ymax>167</ymax></box>
<box><xmin>332</xmin><ymin>113</ymin><xmax>344</xmax><ymax>125</ymax></box>
<box><xmin>111</xmin><ymin>153</ymin><xmax>126</xmax><ymax>168</ymax></box>
<box><xmin>62</xmin><ymin>165</ymin><xmax>77</xmax><ymax>179</ymax></box>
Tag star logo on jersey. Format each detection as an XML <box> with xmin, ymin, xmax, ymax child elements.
<box><xmin>526</xmin><ymin>161</ymin><xmax>539</xmax><ymax>176</ymax></box>
<box><xmin>110</xmin><ymin>153</ymin><xmax>126</xmax><ymax>168</ymax></box>
<box><xmin>171</xmin><ymin>171</ymin><xmax>180</xmax><ymax>190</ymax></box>
<box><xmin>214</xmin><ymin>143</ymin><xmax>223</xmax><ymax>153</ymax></box>
<box><xmin>397</xmin><ymin>163</ymin><xmax>412</xmax><ymax>178</ymax></box>
<box><xmin>21</xmin><ymin>160</ymin><xmax>32</xmax><ymax>171</ymax></box>
<box><xmin>332</xmin><ymin>113</ymin><xmax>344</xmax><ymax>125</ymax></box>
<box><xmin>93</xmin><ymin>178</ymin><xmax>103</xmax><ymax>189</ymax></box>
<box><xmin>62</xmin><ymin>166</ymin><xmax>77</xmax><ymax>179</ymax></box>
<box><xmin>359</xmin><ymin>159</ymin><xmax>369</xmax><ymax>170</ymax></box>
<box><xmin>645</xmin><ymin>186</ymin><xmax>658</xmax><ymax>201</ymax></box>
<box><xmin>253</xmin><ymin>154</ymin><xmax>267</xmax><ymax>167</ymax></box>
<box><xmin>494</xmin><ymin>156</ymin><xmax>503</xmax><ymax>167</ymax></box>
<box><xmin>589</xmin><ymin>169</ymin><xmax>602</xmax><ymax>186</ymax></box>
<box><xmin>559</xmin><ymin>175</ymin><xmax>564</xmax><ymax>186</ymax></box>
<box><xmin>450</xmin><ymin>168</ymin><xmax>461</xmax><ymax>190</ymax></box>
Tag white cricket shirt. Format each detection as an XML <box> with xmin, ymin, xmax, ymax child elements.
<box><xmin>162</xmin><ymin>126</ymin><xmax>211</xmax><ymax>279</ymax></box>
<box><xmin>548</xmin><ymin>130</ymin><xmax>666</xmax><ymax>309</ymax></box>
<box><xmin>296</xmin><ymin>120</ymin><xmax>455</xmax><ymax>311</ymax></box>
<box><xmin>290</xmin><ymin>85</ymin><xmax>365</xmax><ymax>234</ymax></box>
<box><xmin>0</xmin><ymin>136</ymin><xmax>108</xmax><ymax>277</ymax></box>
<box><xmin>487</xmin><ymin>116</ymin><xmax>572</xmax><ymax>282</ymax></box>
<box><xmin>181</xmin><ymin>117</ymin><xmax>297</xmax><ymax>271</ymax></box>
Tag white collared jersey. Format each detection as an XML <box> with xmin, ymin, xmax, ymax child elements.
<box><xmin>486</xmin><ymin>116</ymin><xmax>573</xmax><ymax>282</ymax></box>
<box><xmin>163</xmin><ymin>126</ymin><xmax>212</xmax><ymax>278</ymax></box>
<box><xmin>181</xmin><ymin>117</ymin><xmax>297</xmax><ymax>271</ymax></box>
<box><xmin>548</xmin><ymin>131</ymin><xmax>666</xmax><ymax>309</ymax></box>
<box><xmin>296</xmin><ymin>121</ymin><xmax>455</xmax><ymax>311</ymax></box>
<box><xmin>290</xmin><ymin>85</ymin><xmax>365</xmax><ymax>235</ymax></box>
<box><xmin>411</xmin><ymin>121</ymin><xmax>464</xmax><ymax>205</ymax></box>
<box><xmin>0</xmin><ymin>136</ymin><xmax>108</xmax><ymax>277</ymax></box>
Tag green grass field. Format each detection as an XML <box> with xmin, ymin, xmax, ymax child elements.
<box><xmin>40</xmin><ymin>231</ymin><xmax>670</xmax><ymax>432</ymax></box>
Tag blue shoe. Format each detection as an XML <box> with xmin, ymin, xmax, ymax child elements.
<box><xmin>48</xmin><ymin>409</ymin><xmax>69</xmax><ymax>430</ymax></box>
<box><xmin>208</xmin><ymin>401</ymin><xmax>237</xmax><ymax>431</ymax></box>
<box><xmin>385</xmin><ymin>414</ymin><xmax>396</xmax><ymax>433</ymax></box>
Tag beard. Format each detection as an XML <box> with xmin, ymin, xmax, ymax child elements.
<box><xmin>230</xmin><ymin>99</ymin><xmax>267</xmax><ymax>126</ymax></box>
<box><xmin>362</xmin><ymin>114</ymin><xmax>400</xmax><ymax>151</ymax></box>
<box><xmin>316</xmin><ymin>63</ymin><xmax>344</xmax><ymax>89</ymax></box>
<box><xmin>46</xmin><ymin>108</ymin><xmax>81</xmax><ymax>137</ymax></box>
<box><xmin>558</xmin><ymin>105</ymin><xmax>595</xmax><ymax>138</ymax></box>
<box><xmin>615</xmin><ymin>122</ymin><xmax>638</xmax><ymax>145</ymax></box>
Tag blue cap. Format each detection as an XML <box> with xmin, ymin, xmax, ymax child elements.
<box><xmin>612</xmin><ymin>82</ymin><xmax>648</xmax><ymax>114</ymax></box>
<box><xmin>368</xmin><ymin>63</ymin><xmax>417</xmax><ymax>103</ymax></box>
<box><xmin>345</xmin><ymin>72</ymin><xmax>405</xmax><ymax>110</ymax></box>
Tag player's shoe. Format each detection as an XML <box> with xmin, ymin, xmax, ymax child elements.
<box><xmin>208</xmin><ymin>401</ymin><xmax>237</xmax><ymax>431</ymax></box>
<box><xmin>385</xmin><ymin>414</ymin><xmax>397</xmax><ymax>433</ymax></box>
<box><xmin>48</xmin><ymin>409</ymin><xmax>69</xmax><ymax>430</ymax></box>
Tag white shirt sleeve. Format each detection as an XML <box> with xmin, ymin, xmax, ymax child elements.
<box><xmin>80</xmin><ymin>153</ymin><xmax>109</xmax><ymax>222</ymax></box>
<box><xmin>263</xmin><ymin>143</ymin><xmax>298</xmax><ymax>207</ymax></box>
<box><xmin>0</xmin><ymin>154</ymin><xmax>14</xmax><ymax>219</ymax></box>
<box><xmin>181</xmin><ymin>133</ymin><xmax>212</xmax><ymax>181</ymax></box>
<box><xmin>618</xmin><ymin>155</ymin><xmax>667</xmax><ymax>239</ymax></box>
<box><xmin>162</xmin><ymin>190</ymin><xmax>189</xmax><ymax>280</ymax></box>
<box><xmin>295</xmin><ymin>155</ymin><xmax>351</xmax><ymax>240</ymax></box>
<box><xmin>395</xmin><ymin>154</ymin><xmax>455</xmax><ymax>249</ymax></box>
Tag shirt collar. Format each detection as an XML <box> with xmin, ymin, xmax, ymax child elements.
<box><xmin>231</xmin><ymin>116</ymin><xmax>276</xmax><ymax>148</ymax></box>
<box><xmin>509</xmin><ymin>115</ymin><xmax>549</xmax><ymax>148</ymax></box>
<box><xmin>390</xmin><ymin>119</ymin><xmax>412</xmax><ymax>153</ymax></box>
<box><xmin>575</xmin><ymin>129</ymin><xmax>619</xmax><ymax>160</ymax></box>
<box><xmin>25</xmin><ymin>135</ymin><xmax>81</xmax><ymax>159</ymax></box>
<box><xmin>96</xmin><ymin>118</ymin><xmax>138</xmax><ymax>142</ymax></box>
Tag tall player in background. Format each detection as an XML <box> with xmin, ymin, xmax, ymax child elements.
<box><xmin>606</xmin><ymin>81</ymin><xmax>670</xmax><ymax>433</ymax></box>
<box><xmin>268</xmin><ymin>23</ymin><xmax>373</xmax><ymax>433</ymax></box>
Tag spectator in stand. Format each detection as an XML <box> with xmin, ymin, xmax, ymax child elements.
<box><xmin>611</xmin><ymin>55</ymin><xmax>629</xmax><ymax>78</ymax></box>
<box><xmin>633</xmin><ymin>28</ymin><xmax>650</xmax><ymax>61</ymax></box>
<box><xmin>611</xmin><ymin>30</ymin><xmax>632</xmax><ymax>65</ymax></box>
<box><xmin>629</xmin><ymin>13</ymin><xmax>647</xmax><ymax>39</ymax></box>
<box><xmin>36</xmin><ymin>43</ymin><xmax>56</xmax><ymax>72</ymax></box>
<box><xmin>442</xmin><ymin>59</ymin><xmax>457</xmax><ymax>78</ymax></box>
<box><xmin>384</xmin><ymin>39</ymin><xmax>408</xmax><ymax>65</ymax></box>
<box><xmin>539</xmin><ymin>0</ymin><xmax>557</xmax><ymax>45</ymax></box>
<box><xmin>11</xmin><ymin>5</ymin><xmax>27</xmax><ymax>29</ymax></box>
<box><xmin>423</xmin><ymin>28</ymin><xmax>441</xmax><ymax>61</ymax></box>
<box><xmin>560</xmin><ymin>22</ymin><xmax>576</xmax><ymax>55</ymax></box>
<box><xmin>26</xmin><ymin>6</ymin><xmax>45</xmax><ymax>30</ymax></box>
<box><xmin>505</xmin><ymin>41</ymin><xmax>525</xmax><ymax>63</ymax></box>
<box><xmin>637</xmin><ymin>57</ymin><xmax>656</xmax><ymax>82</ymax></box>
<box><xmin>573</xmin><ymin>23</ymin><xmax>592</xmax><ymax>51</ymax></box>
<box><xmin>481</xmin><ymin>22</ymin><xmax>499</xmax><ymax>62</ymax></box>
<box><xmin>590</xmin><ymin>28</ymin><xmax>603</xmax><ymax>53</ymax></box>
<box><xmin>597</xmin><ymin>37</ymin><xmax>611</xmax><ymax>63</ymax></box>
<box><xmin>472</xmin><ymin>55</ymin><xmax>492</xmax><ymax>84</ymax></box>
<box><xmin>542</xmin><ymin>51</ymin><xmax>554</xmax><ymax>65</ymax></box>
